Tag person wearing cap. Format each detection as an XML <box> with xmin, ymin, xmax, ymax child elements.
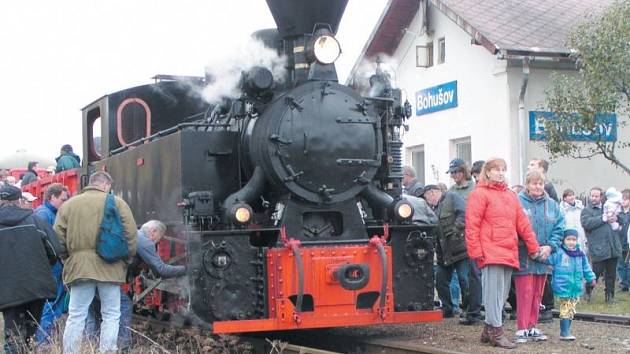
<box><xmin>402</xmin><ymin>165</ymin><xmax>424</xmax><ymax>197</ymax></box>
<box><xmin>446</xmin><ymin>158</ymin><xmax>483</xmax><ymax>324</ymax></box>
<box><xmin>471</xmin><ymin>160</ymin><xmax>485</xmax><ymax>184</ymax></box>
<box><xmin>21</xmin><ymin>161</ymin><xmax>39</xmax><ymax>186</ymax></box>
<box><xmin>447</xmin><ymin>158</ymin><xmax>475</xmax><ymax>202</ymax></box>
<box><xmin>544</xmin><ymin>228</ymin><xmax>595</xmax><ymax>341</ymax></box>
<box><xmin>466</xmin><ymin>157</ymin><xmax>540</xmax><ymax>349</ymax></box>
<box><xmin>20</xmin><ymin>192</ymin><xmax>38</xmax><ymax>208</ymax></box>
<box><xmin>423</xmin><ymin>184</ymin><xmax>469</xmax><ymax>319</ymax></box>
<box><xmin>55</xmin><ymin>144</ymin><xmax>81</xmax><ymax>173</ymax></box>
<box><xmin>33</xmin><ymin>183</ymin><xmax>70</xmax><ymax>344</ymax></box>
<box><xmin>0</xmin><ymin>184</ymin><xmax>65</xmax><ymax>353</ymax></box>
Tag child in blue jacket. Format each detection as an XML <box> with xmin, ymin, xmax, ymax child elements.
<box><xmin>545</xmin><ymin>228</ymin><xmax>596</xmax><ymax>340</ymax></box>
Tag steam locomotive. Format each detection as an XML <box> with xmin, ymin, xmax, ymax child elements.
<box><xmin>67</xmin><ymin>0</ymin><xmax>440</xmax><ymax>333</ymax></box>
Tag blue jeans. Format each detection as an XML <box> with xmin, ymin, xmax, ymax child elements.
<box><xmin>450</xmin><ymin>274</ymin><xmax>461</xmax><ymax>307</ymax></box>
<box><xmin>436</xmin><ymin>259</ymin><xmax>470</xmax><ymax>315</ymax></box>
<box><xmin>63</xmin><ymin>282</ymin><xmax>121</xmax><ymax>354</ymax></box>
<box><xmin>86</xmin><ymin>289</ymin><xmax>133</xmax><ymax>349</ymax></box>
<box><xmin>617</xmin><ymin>250</ymin><xmax>630</xmax><ymax>289</ymax></box>
<box><xmin>466</xmin><ymin>258</ymin><xmax>482</xmax><ymax>318</ymax></box>
<box><xmin>36</xmin><ymin>261</ymin><xmax>67</xmax><ymax>344</ymax></box>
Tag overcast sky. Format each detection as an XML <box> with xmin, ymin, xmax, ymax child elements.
<box><xmin>0</xmin><ymin>0</ymin><xmax>387</xmax><ymax>162</ymax></box>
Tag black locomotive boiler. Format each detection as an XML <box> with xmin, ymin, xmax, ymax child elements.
<box><xmin>78</xmin><ymin>0</ymin><xmax>440</xmax><ymax>333</ymax></box>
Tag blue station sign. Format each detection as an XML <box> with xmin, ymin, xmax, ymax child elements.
<box><xmin>529</xmin><ymin>111</ymin><xmax>617</xmax><ymax>142</ymax></box>
<box><xmin>415</xmin><ymin>80</ymin><xmax>458</xmax><ymax>116</ymax></box>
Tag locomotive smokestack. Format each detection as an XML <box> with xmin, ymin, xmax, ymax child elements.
<box><xmin>265</xmin><ymin>0</ymin><xmax>349</xmax><ymax>39</ymax></box>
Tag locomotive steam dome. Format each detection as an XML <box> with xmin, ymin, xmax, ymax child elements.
<box><xmin>250</xmin><ymin>81</ymin><xmax>382</xmax><ymax>204</ymax></box>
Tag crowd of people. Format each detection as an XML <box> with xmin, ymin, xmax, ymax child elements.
<box><xmin>0</xmin><ymin>144</ymin><xmax>81</xmax><ymax>190</ymax></box>
<box><xmin>0</xmin><ymin>148</ymin><xmax>628</xmax><ymax>352</ymax></box>
<box><xmin>0</xmin><ymin>168</ymin><xmax>187</xmax><ymax>354</ymax></box>
<box><xmin>403</xmin><ymin>157</ymin><xmax>630</xmax><ymax>349</ymax></box>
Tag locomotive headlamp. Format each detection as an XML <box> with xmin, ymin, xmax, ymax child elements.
<box><xmin>393</xmin><ymin>200</ymin><xmax>414</xmax><ymax>221</ymax></box>
<box><xmin>231</xmin><ymin>203</ymin><xmax>253</xmax><ymax>225</ymax></box>
<box><xmin>313</xmin><ymin>35</ymin><xmax>341</xmax><ymax>64</ymax></box>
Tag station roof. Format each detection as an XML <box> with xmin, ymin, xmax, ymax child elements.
<box><xmin>361</xmin><ymin>0</ymin><xmax>612</xmax><ymax>60</ymax></box>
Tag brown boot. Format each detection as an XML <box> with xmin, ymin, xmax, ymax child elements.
<box><xmin>480</xmin><ymin>323</ymin><xmax>491</xmax><ymax>343</ymax></box>
<box><xmin>490</xmin><ymin>325</ymin><xmax>516</xmax><ymax>349</ymax></box>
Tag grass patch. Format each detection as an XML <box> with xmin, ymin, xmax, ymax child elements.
<box><xmin>574</xmin><ymin>283</ymin><xmax>630</xmax><ymax>315</ymax></box>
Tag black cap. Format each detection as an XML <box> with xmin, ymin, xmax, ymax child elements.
<box><xmin>421</xmin><ymin>184</ymin><xmax>440</xmax><ymax>197</ymax></box>
<box><xmin>0</xmin><ymin>185</ymin><xmax>22</xmax><ymax>201</ymax></box>
<box><xmin>471</xmin><ymin>160</ymin><xmax>485</xmax><ymax>174</ymax></box>
<box><xmin>446</xmin><ymin>158</ymin><xmax>465</xmax><ymax>174</ymax></box>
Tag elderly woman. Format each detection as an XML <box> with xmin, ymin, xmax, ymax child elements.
<box><xmin>514</xmin><ymin>170</ymin><xmax>564</xmax><ymax>343</ymax></box>
<box><xmin>466</xmin><ymin>158</ymin><xmax>540</xmax><ymax>349</ymax></box>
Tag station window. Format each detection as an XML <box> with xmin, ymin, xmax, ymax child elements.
<box><xmin>438</xmin><ymin>37</ymin><xmax>446</xmax><ymax>64</ymax></box>
<box><xmin>451</xmin><ymin>137</ymin><xmax>471</xmax><ymax>167</ymax></box>
<box><xmin>415</xmin><ymin>42</ymin><xmax>434</xmax><ymax>68</ymax></box>
<box><xmin>407</xmin><ymin>146</ymin><xmax>426</xmax><ymax>186</ymax></box>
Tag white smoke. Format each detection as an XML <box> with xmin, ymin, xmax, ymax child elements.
<box><xmin>202</xmin><ymin>38</ymin><xmax>287</xmax><ymax>104</ymax></box>
<box><xmin>350</xmin><ymin>54</ymin><xmax>398</xmax><ymax>97</ymax></box>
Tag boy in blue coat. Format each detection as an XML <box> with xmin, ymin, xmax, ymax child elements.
<box><xmin>546</xmin><ymin>228</ymin><xmax>596</xmax><ymax>340</ymax></box>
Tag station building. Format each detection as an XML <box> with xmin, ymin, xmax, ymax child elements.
<box><xmin>348</xmin><ymin>0</ymin><xmax>628</xmax><ymax>195</ymax></box>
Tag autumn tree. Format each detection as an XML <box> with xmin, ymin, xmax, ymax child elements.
<box><xmin>543</xmin><ymin>0</ymin><xmax>629</xmax><ymax>175</ymax></box>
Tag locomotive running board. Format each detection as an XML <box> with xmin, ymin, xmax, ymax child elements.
<box><xmin>212</xmin><ymin>310</ymin><xmax>443</xmax><ymax>333</ymax></box>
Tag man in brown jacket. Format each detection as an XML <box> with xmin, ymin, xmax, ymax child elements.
<box><xmin>54</xmin><ymin>171</ymin><xmax>137</xmax><ymax>354</ymax></box>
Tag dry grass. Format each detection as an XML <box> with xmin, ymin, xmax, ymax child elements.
<box><xmin>575</xmin><ymin>282</ymin><xmax>630</xmax><ymax>315</ymax></box>
<box><xmin>0</xmin><ymin>313</ymin><xmax>255</xmax><ymax>354</ymax></box>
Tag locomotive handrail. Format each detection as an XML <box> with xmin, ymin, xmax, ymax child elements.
<box><xmin>108</xmin><ymin>122</ymin><xmax>227</xmax><ymax>155</ymax></box>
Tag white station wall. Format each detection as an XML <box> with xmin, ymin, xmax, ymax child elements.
<box><xmin>392</xmin><ymin>3</ymin><xmax>628</xmax><ymax>192</ymax></box>
<box><xmin>396</xmin><ymin>4</ymin><xmax>513</xmax><ymax>185</ymax></box>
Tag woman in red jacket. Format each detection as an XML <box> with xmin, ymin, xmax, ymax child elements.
<box><xmin>465</xmin><ymin>157</ymin><xmax>540</xmax><ymax>349</ymax></box>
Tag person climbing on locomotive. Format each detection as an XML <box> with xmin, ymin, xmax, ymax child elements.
<box><xmin>54</xmin><ymin>144</ymin><xmax>81</xmax><ymax>173</ymax></box>
<box><xmin>465</xmin><ymin>157</ymin><xmax>540</xmax><ymax>349</ymax></box>
<box><xmin>54</xmin><ymin>171</ymin><xmax>137</xmax><ymax>354</ymax></box>
<box><xmin>21</xmin><ymin>161</ymin><xmax>39</xmax><ymax>186</ymax></box>
<box><xmin>402</xmin><ymin>165</ymin><xmax>424</xmax><ymax>197</ymax></box>
<box><xmin>447</xmin><ymin>158</ymin><xmax>475</xmax><ymax>202</ymax></box>
<box><xmin>33</xmin><ymin>183</ymin><xmax>70</xmax><ymax>344</ymax></box>
<box><xmin>423</xmin><ymin>184</ymin><xmax>469</xmax><ymax>320</ymax></box>
<box><xmin>86</xmin><ymin>219</ymin><xmax>186</xmax><ymax>351</ymax></box>
<box><xmin>0</xmin><ymin>184</ymin><xmax>64</xmax><ymax>354</ymax></box>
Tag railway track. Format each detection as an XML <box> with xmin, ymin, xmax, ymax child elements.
<box><xmin>553</xmin><ymin>310</ymin><xmax>630</xmax><ymax>326</ymax></box>
<box><xmin>131</xmin><ymin>315</ymin><xmax>466</xmax><ymax>353</ymax></box>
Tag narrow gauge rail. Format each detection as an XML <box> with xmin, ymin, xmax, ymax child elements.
<box><xmin>132</xmin><ymin>315</ymin><xmax>466</xmax><ymax>353</ymax></box>
<box><xmin>552</xmin><ymin>310</ymin><xmax>630</xmax><ymax>326</ymax></box>
<box><xmin>131</xmin><ymin>314</ymin><xmax>341</xmax><ymax>353</ymax></box>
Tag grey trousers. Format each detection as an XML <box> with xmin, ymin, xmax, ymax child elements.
<box><xmin>481</xmin><ymin>264</ymin><xmax>513</xmax><ymax>327</ymax></box>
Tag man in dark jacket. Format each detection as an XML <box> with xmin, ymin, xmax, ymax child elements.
<box><xmin>582</xmin><ymin>187</ymin><xmax>622</xmax><ymax>303</ymax></box>
<box><xmin>21</xmin><ymin>161</ymin><xmax>39</xmax><ymax>186</ymax></box>
<box><xmin>423</xmin><ymin>184</ymin><xmax>469</xmax><ymax>318</ymax></box>
<box><xmin>0</xmin><ymin>185</ymin><xmax>64</xmax><ymax>353</ymax></box>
